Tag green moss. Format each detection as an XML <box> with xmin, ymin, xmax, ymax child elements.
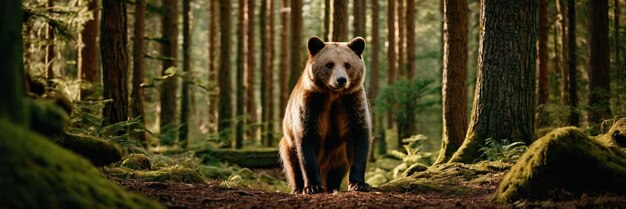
<box><xmin>594</xmin><ymin>118</ymin><xmax>626</xmax><ymax>158</ymax></box>
<box><xmin>494</xmin><ymin>127</ymin><xmax>626</xmax><ymax>202</ymax></box>
<box><xmin>27</xmin><ymin>98</ymin><xmax>69</xmax><ymax>136</ymax></box>
<box><xmin>401</xmin><ymin>163</ymin><xmax>429</xmax><ymax>177</ymax></box>
<box><xmin>0</xmin><ymin>119</ymin><xmax>164</xmax><ymax>209</ymax></box>
<box><xmin>105</xmin><ymin>165</ymin><xmax>205</xmax><ymax>183</ymax></box>
<box><xmin>51</xmin><ymin>133</ymin><xmax>122</xmax><ymax>167</ymax></box>
<box><xmin>121</xmin><ymin>154</ymin><xmax>152</xmax><ymax>170</ymax></box>
<box><xmin>196</xmin><ymin>148</ymin><xmax>279</xmax><ymax>168</ymax></box>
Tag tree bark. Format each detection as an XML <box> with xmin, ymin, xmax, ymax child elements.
<box><xmin>449</xmin><ymin>0</ymin><xmax>537</xmax><ymax>163</ymax></box>
<box><xmin>324</xmin><ymin>0</ymin><xmax>331</xmax><ymax>41</ymax></box>
<box><xmin>180</xmin><ymin>0</ymin><xmax>192</xmax><ymax>147</ymax></box>
<box><xmin>397</xmin><ymin>0</ymin><xmax>405</xmax><ymax>78</ymax></box>
<box><xmin>370</xmin><ymin>0</ymin><xmax>386</xmax><ymax>156</ymax></box>
<box><xmin>536</xmin><ymin>0</ymin><xmax>549</xmax><ymax>127</ymax></box>
<box><xmin>330</xmin><ymin>0</ymin><xmax>348</xmax><ymax>42</ymax></box>
<box><xmin>567</xmin><ymin>0</ymin><xmax>579</xmax><ymax>126</ymax></box>
<box><xmin>386</xmin><ymin>0</ymin><xmax>396</xmax><ymax>128</ymax></box>
<box><xmin>614</xmin><ymin>0</ymin><xmax>621</xmax><ymax>112</ymax></box>
<box><xmin>160</xmin><ymin>0</ymin><xmax>179</xmax><ymax>144</ymax></box>
<box><xmin>0</xmin><ymin>0</ymin><xmax>25</xmax><ymax>124</ymax></box>
<box><xmin>132</xmin><ymin>0</ymin><xmax>147</xmax><ymax>147</ymax></box>
<box><xmin>406</xmin><ymin>0</ymin><xmax>416</xmax><ymax>79</ymax></box>
<box><xmin>263</xmin><ymin>0</ymin><xmax>276</xmax><ymax>146</ymax></box>
<box><xmin>236</xmin><ymin>0</ymin><xmax>246</xmax><ymax>149</ymax></box>
<box><xmin>587</xmin><ymin>0</ymin><xmax>611</xmax><ymax>134</ymax></box>
<box><xmin>279</xmin><ymin>0</ymin><xmax>290</xmax><ymax>120</ymax></box>
<box><xmin>79</xmin><ymin>0</ymin><xmax>99</xmax><ymax>100</ymax></box>
<box><xmin>353</xmin><ymin>0</ymin><xmax>366</xmax><ymax>38</ymax></box>
<box><xmin>209</xmin><ymin>0</ymin><xmax>219</xmax><ymax>135</ymax></box>
<box><xmin>260</xmin><ymin>0</ymin><xmax>268</xmax><ymax>146</ymax></box>
<box><xmin>557</xmin><ymin>0</ymin><xmax>569</xmax><ymax>112</ymax></box>
<box><xmin>219</xmin><ymin>0</ymin><xmax>234</xmax><ymax>147</ymax></box>
<box><xmin>434</xmin><ymin>0</ymin><xmax>468</xmax><ymax>165</ymax></box>
<box><xmin>288</xmin><ymin>0</ymin><xmax>303</xmax><ymax>91</ymax></box>
<box><xmin>100</xmin><ymin>0</ymin><xmax>129</xmax><ymax>126</ymax></box>
<box><xmin>246</xmin><ymin>0</ymin><xmax>258</xmax><ymax>143</ymax></box>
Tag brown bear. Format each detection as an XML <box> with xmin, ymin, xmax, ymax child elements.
<box><xmin>279</xmin><ymin>36</ymin><xmax>372</xmax><ymax>194</ymax></box>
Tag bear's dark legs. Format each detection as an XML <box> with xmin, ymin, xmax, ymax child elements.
<box><xmin>325</xmin><ymin>165</ymin><xmax>347</xmax><ymax>192</ymax></box>
<box><xmin>279</xmin><ymin>140</ymin><xmax>304</xmax><ymax>194</ymax></box>
<box><xmin>343</xmin><ymin>94</ymin><xmax>372</xmax><ymax>192</ymax></box>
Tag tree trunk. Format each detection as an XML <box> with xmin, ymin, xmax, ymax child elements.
<box><xmin>46</xmin><ymin>0</ymin><xmax>55</xmax><ymax>86</ymax></box>
<box><xmin>246</xmin><ymin>0</ymin><xmax>258</xmax><ymax>143</ymax></box>
<box><xmin>160</xmin><ymin>0</ymin><xmax>179</xmax><ymax>144</ymax></box>
<box><xmin>449</xmin><ymin>0</ymin><xmax>537</xmax><ymax>163</ymax></box>
<box><xmin>79</xmin><ymin>0</ymin><xmax>99</xmax><ymax>100</ymax></box>
<box><xmin>397</xmin><ymin>0</ymin><xmax>405</xmax><ymax>78</ymax></box>
<box><xmin>330</xmin><ymin>0</ymin><xmax>348</xmax><ymax>42</ymax></box>
<box><xmin>132</xmin><ymin>0</ymin><xmax>147</xmax><ymax>147</ymax></box>
<box><xmin>557</xmin><ymin>0</ymin><xmax>569</xmax><ymax>113</ymax></box>
<box><xmin>587</xmin><ymin>0</ymin><xmax>611</xmax><ymax>135</ymax></box>
<box><xmin>386</xmin><ymin>0</ymin><xmax>396</xmax><ymax>128</ymax></box>
<box><xmin>219</xmin><ymin>0</ymin><xmax>233</xmax><ymax>147</ymax></box>
<box><xmin>180</xmin><ymin>0</ymin><xmax>192</xmax><ymax>148</ymax></box>
<box><xmin>263</xmin><ymin>0</ymin><xmax>276</xmax><ymax>147</ymax></box>
<box><xmin>236</xmin><ymin>0</ymin><xmax>246</xmax><ymax>149</ymax></box>
<box><xmin>536</xmin><ymin>0</ymin><xmax>549</xmax><ymax>128</ymax></box>
<box><xmin>614</xmin><ymin>0</ymin><xmax>621</xmax><ymax>112</ymax></box>
<box><xmin>209</xmin><ymin>0</ymin><xmax>219</xmax><ymax>135</ymax></box>
<box><xmin>288</xmin><ymin>0</ymin><xmax>302</xmax><ymax>90</ymax></box>
<box><xmin>324</xmin><ymin>0</ymin><xmax>331</xmax><ymax>41</ymax></box>
<box><xmin>434</xmin><ymin>0</ymin><xmax>468</xmax><ymax>165</ymax></box>
<box><xmin>370</xmin><ymin>0</ymin><xmax>386</xmax><ymax>156</ymax></box>
<box><xmin>406</xmin><ymin>0</ymin><xmax>416</xmax><ymax>79</ymax></box>
<box><xmin>260</xmin><ymin>0</ymin><xmax>268</xmax><ymax>146</ymax></box>
<box><xmin>353</xmin><ymin>0</ymin><xmax>366</xmax><ymax>38</ymax></box>
<box><xmin>279</xmin><ymin>0</ymin><xmax>290</xmax><ymax>120</ymax></box>
<box><xmin>567</xmin><ymin>0</ymin><xmax>579</xmax><ymax>126</ymax></box>
<box><xmin>100</xmin><ymin>0</ymin><xmax>129</xmax><ymax>126</ymax></box>
<box><xmin>0</xmin><ymin>0</ymin><xmax>25</xmax><ymax>124</ymax></box>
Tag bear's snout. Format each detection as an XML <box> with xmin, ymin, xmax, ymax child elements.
<box><xmin>336</xmin><ymin>77</ymin><xmax>347</xmax><ymax>87</ymax></box>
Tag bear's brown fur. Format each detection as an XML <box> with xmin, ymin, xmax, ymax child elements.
<box><xmin>279</xmin><ymin>36</ymin><xmax>372</xmax><ymax>194</ymax></box>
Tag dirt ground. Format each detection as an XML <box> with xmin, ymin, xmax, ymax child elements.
<box><xmin>114</xmin><ymin>178</ymin><xmax>626</xmax><ymax>209</ymax></box>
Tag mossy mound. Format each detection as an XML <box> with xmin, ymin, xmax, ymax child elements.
<box><xmin>594</xmin><ymin>118</ymin><xmax>626</xmax><ymax>158</ymax></box>
<box><xmin>380</xmin><ymin>161</ymin><xmax>511</xmax><ymax>194</ymax></box>
<box><xmin>27</xmin><ymin>98</ymin><xmax>69</xmax><ymax>136</ymax></box>
<box><xmin>51</xmin><ymin>133</ymin><xmax>122</xmax><ymax>166</ymax></box>
<box><xmin>121</xmin><ymin>154</ymin><xmax>152</xmax><ymax>170</ymax></box>
<box><xmin>494</xmin><ymin>127</ymin><xmax>626</xmax><ymax>202</ymax></box>
<box><xmin>105</xmin><ymin>165</ymin><xmax>205</xmax><ymax>183</ymax></box>
<box><xmin>0</xmin><ymin>119</ymin><xmax>164</xmax><ymax>209</ymax></box>
<box><xmin>196</xmin><ymin>148</ymin><xmax>280</xmax><ymax>168</ymax></box>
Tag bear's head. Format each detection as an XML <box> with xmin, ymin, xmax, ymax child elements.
<box><xmin>304</xmin><ymin>36</ymin><xmax>366</xmax><ymax>93</ymax></box>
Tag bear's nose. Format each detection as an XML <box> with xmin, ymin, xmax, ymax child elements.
<box><xmin>336</xmin><ymin>77</ymin><xmax>347</xmax><ymax>87</ymax></box>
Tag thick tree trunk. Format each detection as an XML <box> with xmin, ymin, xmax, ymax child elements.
<box><xmin>434</xmin><ymin>0</ymin><xmax>468</xmax><ymax>165</ymax></box>
<box><xmin>160</xmin><ymin>0</ymin><xmax>179</xmax><ymax>144</ymax></box>
<box><xmin>587</xmin><ymin>0</ymin><xmax>611</xmax><ymax>134</ymax></box>
<box><xmin>557</xmin><ymin>0</ymin><xmax>569</xmax><ymax>112</ymax></box>
<box><xmin>219</xmin><ymin>0</ymin><xmax>233</xmax><ymax>147</ymax></box>
<box><xmin>535</xmin><ymin>0</ymin><xmax>549</xmax><ymax>128</ymax></box>
<box><xmin>236</xmin><ymin>0</ymin><xmax>246</xmax><ymax>149</ymax></box>
<box><xmin>330</xmin><ymin>0</ymin><xmax>348</xmax><ymax>42</ymax></box>
<box><xmin>449</xmin><ymin>0</ymin><xmax>537</xmax><ymax>163</ymax></box>
<box><xmin>370</xmin><ymin>0</ymin><xmax>385</xmax><ymax>156</ymax></box>
<box><xmin>132</xmin><ymin>0</ymin><xmax>147</xmax><ymax>147</ymax></box>
<box><xmin>567</xmin><ymin>0</ymin><xmax>579</xmax><ymax>126</ymax></box>
<box><xmin>0</xmin><ymin>0</ymin><xmax>25</xmax><ymax>124</ymax></box>
<box><xmin>397</xmin><ymin>0</ymin><xmax>405</xmax><ymax>78</ymax></box>
<box><xmin>406</xmin><ymin>0</ymin><xmax>416</xmax><ymax>79</ymax></box>
<box><xmin>288</xmin><ymin>0</ymin><xmax>303</xmax><ymax>90</ymax></box>
<box><xmin>260</xmin><ymin>0</ymin><xmax>271</xmax><ymax>146</ymax></box>
<box><xmin>79</xmin><ymin>0</ymin><xmax>99</xmax><ymax>100</ymax></box>
<box><xmin>209</xmin><ymin>0</ymin><xmax>219</xmax><ymax>135</ymax></box>
<box><xmin>324</xmin><ymin>0</ymin><xmax>331</xmax><ymax>41</ymax></box>
<box><xmin>100</xmin><ymin>0</ymin><xmax>129</xmax><ymax>126</ymax></box>
<box><xmin>246</xmin><ymin>0</ymin><xmax>258</xmax><ymax>142</ymax></box>
<box><xmin>614</xmin><ymin>0</ymin><xmax>621</xmax><ymax>112</ymax></box>
<box><xmin>386</xmin><ymin>0</ymin><xmax>396</xmax><ymax>128</ymax></box>
<box><xmin>46</xmin><ymin>0</ymin><xmax>55</xmax><ymax>86</ymax></box>
<box><xmin>279</xmin><ymin>0</ymin><xmax>290</xmax><ymax>120</ymax></box>
<box><xmin>180</xmin><ymin>0</ymin><xmax>192</xmax><ymax>147</ymax></box>
<box><xmin>265</xmin><ymin>0</ymin><xmax>276</xmax><ymax>147</ymax></box>
<box><xmin>353</xmin><ymin>0</ymin><xmax>366</xmax><ymax>38</ymax></box>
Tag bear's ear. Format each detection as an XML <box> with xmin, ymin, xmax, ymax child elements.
<box><xmin>347</xmin><ymin>37</ymin><xmax>366</xmax><ymax>58</ymax></box>
<box><xmin>307</xmin><ymin>36</ymin><xmax>325</xmax><ymax>56</ymax></box>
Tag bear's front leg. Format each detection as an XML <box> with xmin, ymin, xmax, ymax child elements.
<box><xmin>296</xmin><ymin>139</ymin><xmax>324</xmax><ymax>194</ymax></box>
<box><xmin>295</xmin><ymin>95</ymin><xmax>325</xmax><ymax>194</ymax></box>
<box><xmin>344</xmin><ymin>92</ymin><xmax>372</xmax><ymax>192</ymax></box>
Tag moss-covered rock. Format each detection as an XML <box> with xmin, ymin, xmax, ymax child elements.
<box><xmin>51</xmin><ymin>133</ymin><xmax>122</xmax><ymax>166</ymax></box>
<box><xmin>594</xmin><ymin>118</ymin><xmax>626</xmax><ymax>158</ymax></box>
<box><xmin>0</xmin><ymin>119</ymin><xmax>164</xmax><ymax>209</ymax></box>
<box><xmin>494</xmin><ymin>127</ymin><xmax>626</xmax><ymax>202</ymax></box>
<box><xmin>105</xmin><ymin>165</ymin><xmax>205</xmax><ymax>183</ymax></box>
<box><xmin>196</xmin><ymin>148</ymin><xmax>280</xmax><ymax>168</ymax></box>
<box><xmin>121</xmin><ymin>154</ymin><xmax>152</xmax><ymax>170</ymax></box>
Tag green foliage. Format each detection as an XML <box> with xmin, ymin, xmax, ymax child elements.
<box><xmin>366</xmin><ymin>134</ymin><xmax>434</xmax><ymax>186</ymax></box>
<box><xmin>121</xmin><ymin>154</ymin><xmax>152</xmax><ymax>170</ymax></box>
<box><xmin>478</xmin><ymin>138</ymin><xmax>528</xmax><ymax>163</ymax></box>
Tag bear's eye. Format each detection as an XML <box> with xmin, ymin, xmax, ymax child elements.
<box><xmin>345</xmin><ymin>63</ymin><xmax>351</xmax><ymax>70</ymax></box>
<box><xmin>326</xmin><ymin>62</ymin><xmax>334</xmax><ymax>69</ymax></box>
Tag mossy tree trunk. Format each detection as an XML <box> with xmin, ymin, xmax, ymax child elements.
<box><xmin>208</xmin><ymin>0</ymin><xmax>219</xmax><ymax>135</ymax></box>
<box><xmin>567</xmin><ymin>0</ymin><xmax>579</xmax><ymax>126</ymax></box>
<box><xmin>587</xmin><ymin>0</ymin><xmax>611</xmax><ymax>135</ymax></box>
<box><xmin>160</xmin><ymin>0</ymin><xmax>179</xmax><ymax>144</ymax></box>
<box><xmin>449</xmin><ymin>0</ymin><xmax>537</xmax><ymax>163</ymax></box>
<box><xmin>132</xmin><ymin>0</ymin><xmax>147</xmax><ymax>147</ymax></box>
<box><xmin>614</xmin><ymin>0</ymin><xmax>621</xmax><ymax>113</ymax></box>
<box><xmin>79</xmin><ymin>0</ymin><xmax>99</xmax><ymax>100</ymax></box>
<box><xmin>180</xmin><ymin>0</ymin><xmax>192</xmax><ymax>147</ymax></box>
<box><xmin>330</xmin><ymin>0</ymin><xmax>348</xmax><ymax>42</ymax></box>
<box><xmin>279</xmin><ymin>0</ymin><xmax>290</xmax><ymax>120</ymax></box>
<box><xmin>535</xmin><ymin>0</ymin><xmax>549</xmax><ymax>128</ymax></box>
<box><xmin>219</xmin><ymin>0</ymin><xmax>233</xmax><ymax>147</ymax></box>
<box><xmin>101</xmin><ymin>0</ymin><xmax>129</xmax><ymax>126</ymax></box>
<box><xmin>370</xmin><ymin>0</ymin><xmax>386</xmax><ymax>156</ymax></box>
<box><xmin>435</xmin><ymin>0</ymin><xmax>468</xmax><ymax>165</ymax></box>
<box><xmin>259</xmin><ymin>0</ymin><xmax>267</xmax><ymax>146</ymax></box>
<box><xmin>288</xmin><ymin>0</ymin><xmax>302</xmax><ymax>90</ymax></box>
<box><xmin>0</xmin><ymin>0</ymin><xmax>25</xmax><ymax>125</ymax></box>
<box><xmin>556</xmin><ymin>0</ymin><xmax>569</xmax><ymax>119</ymax></box>
<box><xmin>386</xmin><ymin>0</ymin><xmax>396</xmax><ymax>129</ymax></box>
<box><xmin>261</xmin><ymin>0</ymin><xmax>276</xmax><ymax>147</ymax></box>
<box><xmin>235</xmin><ymin>0</ymin><xmax>246</xmax><ymax>149</ymax></box>
<box><xmin>246</xmin><ymin>0</ymin><xmax>258</xmax><ymax>143</ymax></box>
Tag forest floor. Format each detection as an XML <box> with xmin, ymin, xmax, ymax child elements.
<box><xmin>111</xmin><ymin>169</ymin><xmax>626</xmax><ymax>209</ymax></box>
